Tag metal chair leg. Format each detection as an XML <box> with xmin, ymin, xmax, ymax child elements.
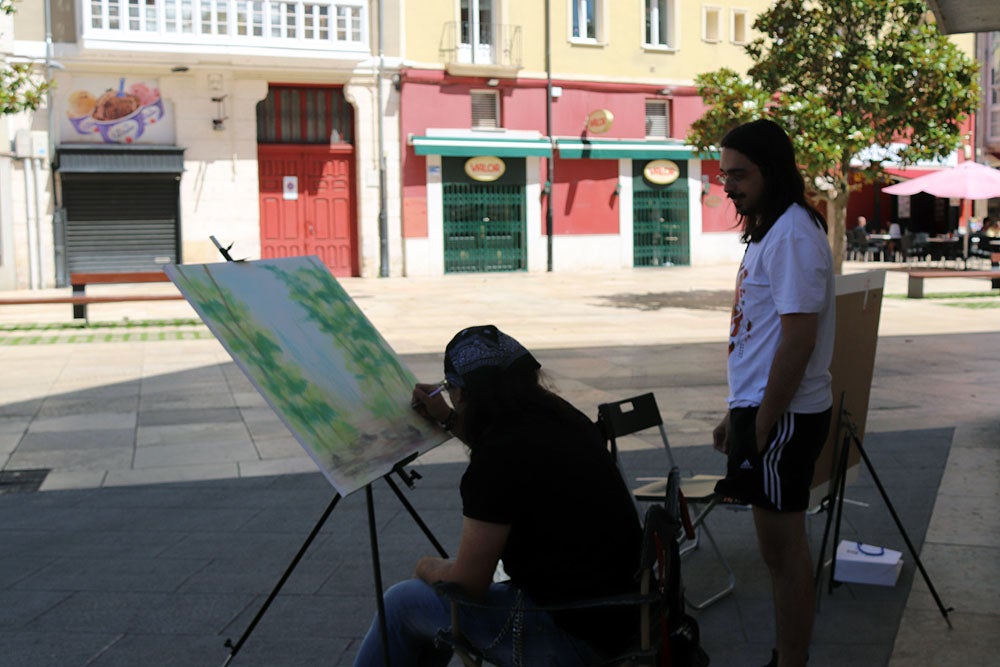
<box><xmin>678</xmin><ymin>497</ymin><xmax>737</xmax><ymax>610</ymax></box>
<box><xmin>682</xmin><ymin>522</ymin><xmax>736</xmax><ymax>611</ymax></box>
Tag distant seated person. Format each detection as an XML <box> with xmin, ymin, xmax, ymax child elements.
<box><xmin>887</xmin><ymin>221</ymin><xmax>902</xmax><ymax>260</ymax></box>
<box><xmin>983</xmin><ymin>218</ymin><xmax>1000</xmax><ymax>238</ymax></box>
<box><xmin>354</xmin><ymin>325</ymin><xmax>643</xmax><ymax>667</ymax></box>
<box><xmin>850</xmin><ymin>215</ymin><xmax>870</xmax><ymax>259</ymax></box>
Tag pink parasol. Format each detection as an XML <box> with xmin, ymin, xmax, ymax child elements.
<box><xmin>882</xmin><ymin>161</ymin><xmax>1000</xmax><ymax>199</ymax></box>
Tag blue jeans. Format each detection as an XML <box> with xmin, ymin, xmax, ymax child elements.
<box><xmin>353</xmin><ymin>579</ymin><xmax>601</xmax><ymax>667</ymax></box>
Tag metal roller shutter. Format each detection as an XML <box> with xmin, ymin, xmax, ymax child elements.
<box><xmin>61</xmin><ymin>174</ymin><xmax>181</xmax><ymax>273</ymax></box>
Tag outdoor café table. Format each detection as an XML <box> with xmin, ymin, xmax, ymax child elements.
<box><xmin>927</xmin><ymin>237</ymin><xmax>963</xmax><ymax>267</ymax></box>
<box><xmin>867</xmin><ymin>234</ymin><xmax>890</xmax><ymax>261</ymax></box>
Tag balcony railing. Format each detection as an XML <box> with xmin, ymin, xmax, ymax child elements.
<box><xmin>440</xmin><ymin>21</ymin><xmax>522</xmax><ymax>71</ymax></box>
<box><xmin>81</xmin><ymin>0</ymin><xmax>369</xmax><ymax>53</ymax></box>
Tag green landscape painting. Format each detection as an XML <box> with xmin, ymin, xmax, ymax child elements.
<box><xmin>165</xmin><ymin>257</ymin><xmax>448</xmax><ymax>496</ymax></box>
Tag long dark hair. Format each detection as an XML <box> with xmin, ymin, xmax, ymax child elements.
<box><xmin>721</xmin><ymin>119</ymin><xmax>827</xmax><ymax>243</ymax></box>
<box><xmin>458</xmin><ymin>366</ymin><xmax>584</xmax><ymax>448</ymax></box>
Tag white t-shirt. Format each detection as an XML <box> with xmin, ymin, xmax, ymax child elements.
<box><xmin>727</xmin><ymin>203</ymin><xmax>835</xmax><ymax>413</ymax></box>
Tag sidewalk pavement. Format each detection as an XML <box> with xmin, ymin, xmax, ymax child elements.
<box><xmin>0</xmin><ymin>261</ymin><xmax>997</xmax><ymax>666</ymax></box>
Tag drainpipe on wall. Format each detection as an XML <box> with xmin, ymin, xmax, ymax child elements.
<box><xmin>544</xmin><ymin>0</ymin><xmax>554</xmax><ymax>272</ymax></box>
<box><xmin>32</xmin><ymin>156</ymin><xmax>47</xmax><ymax>285</ymax></box>
<box><xmin>44</xmin><ymin>0</ymin><xmax>64</xmax><ymax>286</ymax></box>
<box><xmin>376</xmin><ymin>0</ymin><xmax>389</xmax><ymax>277</ymax></box>
<box><xmin>20</xmin><ymin>152</ymin><xmax>39</xmax><ymax>289</ymax></box>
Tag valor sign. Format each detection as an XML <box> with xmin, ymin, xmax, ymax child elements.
<box><xmin>464</xmin><ymin>156</ymin><xmax>506</xmax><ymax>182</ymax></box>
<box><xmin>586</xmin><ymin>109</ymin><xmax>614</xmax><ymax>134</ymax></box>
<box><xmin>643</xmin><ymin>159</ymin><xmax>681</xmax><ymax>185</ymax></box>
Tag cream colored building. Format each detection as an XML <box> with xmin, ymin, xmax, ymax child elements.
<box><xmin>396</xmin><ymin>1</ymin><xmax>771</xmax><ymax>275</ymax></box>
<box><xmin>2</xmin><ymin>0</ymin><xmax>406</xmax><ymax>289</ymax></box>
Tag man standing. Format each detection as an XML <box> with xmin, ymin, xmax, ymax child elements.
<box><xmin>713</xmin><ymin>119</ymin><xmax>835</xmax><ymax>667</ymax></box>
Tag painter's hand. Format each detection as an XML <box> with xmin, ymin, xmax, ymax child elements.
<box><xmin>712</xmin><ymin>414</ymin><xmax>729</xmax><ymax>455</ymax></box>
<box><xmin>412</xmin><ymin>383</ymin><xmax>450</xmax><ymax>423</ymax></box>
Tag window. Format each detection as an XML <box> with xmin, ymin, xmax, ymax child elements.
<box><xmin>460</xmin><ymin>0</ymin><xmax>495</xmax><ymax>64</ymax></box>
<box><xmin>471</xmin><ymin>90</ymin><xmax>500</xmax><ymax>129</ymax></box>
<box><xmin>571</xmin><ymin>0</ymin><xmax>600</xmax><ymax>41</ymax></box>
<box><xmin>645</xmin><ymin>0</ymin><xmax>672</xmax><ymax>48</ymax></box>
<box><xmin>256</xmin><ymin>86</ymin><xmax>354</xmax><ymax>144</ymax></box>
<box><xmin>645</xmin><ymin>100</ymin><xmax>670</xmax><ymax>138</ymax></box>
<box><xmin>731</xmin><ymin>9</ymin><xmax>748</xmax><ymax>45</ymax></box>
<box><xmin>702</xmin><ymin>6</ymin><xmax>721</xmax><ymax>43</ymax></box>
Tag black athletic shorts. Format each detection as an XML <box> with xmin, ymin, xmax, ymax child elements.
<box><xmin>714</xmin><ymin>406</ymin><xmax>832</xmax><ymax>512</ymax></box>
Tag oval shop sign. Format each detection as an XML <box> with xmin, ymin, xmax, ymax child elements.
<box><xmin>586</xmin><ymin>109</ymin><xmax>614</xmax><ymax>134</ymax></box>
<box><xmin>465</xmin><ymin>156</ymin><xmax>506</xmax><ymax>182</ymax></box>
<box><xmin>643</xmin><ymin>159</ymin><xmax>681</xmax><ymax>185</ymax></box>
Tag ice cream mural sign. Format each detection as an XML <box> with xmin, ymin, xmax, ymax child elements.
<box><xmin>61</xmin><ymin>77</ymin><xmax>174</xmax><ymax>145</ymax></box>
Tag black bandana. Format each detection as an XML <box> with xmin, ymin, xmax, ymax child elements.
<box><xmin>444</xmin><ymin>325</ymin><xmax>540</xmax><ymax>389</ymax></box>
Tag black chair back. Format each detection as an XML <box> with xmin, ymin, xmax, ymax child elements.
<box><xmin>597</xmin><ymin>393</ymin><xmax>663</xmax><ymax>460</ymax></box>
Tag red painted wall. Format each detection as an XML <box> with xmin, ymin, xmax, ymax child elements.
<box><xmin>398</xmin><ymin>70</ymin><xmax>716</xmax><ymax>240</ymax></box>
<box><xmin>552</xmin><ymin>158</ymin><xmax>619</xmax><ymax>234</ymax></box>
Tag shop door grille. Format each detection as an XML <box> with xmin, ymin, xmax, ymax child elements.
<box><xmin>61</xmin><ymin>175</ymin><xmax>180</xmax><ymax>273</ymax></box>
<box><xmin>633</xmin><ymin>187</ymin><xmax>690</xmax><ymax>267</ymax></box>
<box><xmin>443</xmin><ymin>183</ymin><xmax>526</xmax><ymax>273</ymax></box>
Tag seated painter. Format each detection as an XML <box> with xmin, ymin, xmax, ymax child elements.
<box><xmin>354</xmin><ymin>324</ymin><xmax>642</xmax><ymax>667</ymax></box>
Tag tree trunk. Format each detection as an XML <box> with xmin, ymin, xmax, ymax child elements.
<box><xmin>826</xmin><ymin>190</ymin><xmax>850</xmax><ymax>275</ymax></box>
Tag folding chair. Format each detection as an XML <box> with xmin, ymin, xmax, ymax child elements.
<box><xmin>435</xmin><ymin>468</ymin><xmax>708</xmax><ymax>667</ymax></box>
<box><xmin>597</xmin><ymin>392</ymin><xmax>735</xmax><ymax>611</ymax></box>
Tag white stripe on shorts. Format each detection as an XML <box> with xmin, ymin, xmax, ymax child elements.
<box><xmin>762</xmin><ymin>413</ymin><xmax>794</xmax><ymax>510</ymax></box>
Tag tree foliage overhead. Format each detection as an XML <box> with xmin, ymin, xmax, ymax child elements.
<box><xmin>1</xmin><ymin>0</ymin><xmax>51</xmax><ymax>115</ymax></box>
<box><xmin>687</xmin><ymin>0</ymin><xmax>980</xmax><ymax>270</ymax></box>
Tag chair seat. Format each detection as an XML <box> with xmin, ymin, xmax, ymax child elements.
<box><xmin>634</xmin><ymin>474</ymin><xmax>720</xmax><ymax>503</ymax></box>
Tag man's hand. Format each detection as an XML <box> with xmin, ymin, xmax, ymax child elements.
<box><xmin>754</xmin><ymin>421</ymin><xmax>771</xmax><ymax>455</ymax></box>
<box><xmin>411</xmin><ymin>383</ymin><xmax>450</xmax><ymax>423</ymax></box>
<box><xmin>414</xmin><ymin>518</ymin><xmax>510</xmax><ymax>597</ymax></box>
<box><xmin>415</xmin><ymin>555</ymin><xmax>452</xmax><ymax>584</ymax></box>
<box><xmin>713</xmin><ymin>414</ymin><xmax>729</xmax><ymax>454</ymax></box>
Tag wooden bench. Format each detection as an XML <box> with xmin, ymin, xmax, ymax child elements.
<box><xmin>906</xmin><ymin>268</ymin><xmax>1000</xmax><ymax>298</ymax></box>
<box><xmin>0</xmin><ymin>271</ymin><xmax>185</xmax><ymax>320</ymax></box>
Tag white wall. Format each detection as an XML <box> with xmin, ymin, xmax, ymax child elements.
<box><xmin>170</xmin><ymin>73</ymin><xmax>269</xmax><ymax>264</ymax></box>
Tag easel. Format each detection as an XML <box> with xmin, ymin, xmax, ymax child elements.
<box><xmin>813</xmin><ymin>397</ymin><xmax>953</xmax><ymax>628</ymax></box>
<box><xmin>221</xmin><ymin>454</ymin><xmax>449</xmax><ymax>666</ymax></box>
<box><xmin>198</xmin><ymin>239</ymin><xmax>451</xmax><ymax>665</ymax></box>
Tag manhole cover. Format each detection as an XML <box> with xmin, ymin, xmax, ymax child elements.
<box><xmin>0</xmin><ymin>469</ymin><xmax>50</xmax><ymax>494</ymax></box>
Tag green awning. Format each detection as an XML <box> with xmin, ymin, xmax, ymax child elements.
<box><xmin>555</xmin><ymin>139</ymin><xmax>715</xmax><ymax>160</ymax></box>
<box><xmin>410</xmin><ymin>134</ymin><xmax>552</xmax><ymax>158</ymax></box>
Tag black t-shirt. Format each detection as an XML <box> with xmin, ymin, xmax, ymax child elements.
<box><xmin>460</xmin><ymin>400</ymin><xmax>642</xmax><ymax>654</ymax></box>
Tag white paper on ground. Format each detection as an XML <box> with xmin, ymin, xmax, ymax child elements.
<box><xmin>833</xmin><ymin>540</ymin><xmax>903</xmax><ymax>587</ymax></box>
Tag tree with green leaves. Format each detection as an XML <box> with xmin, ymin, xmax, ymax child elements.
<box><xmin>687</xmin><ymin>0</ymin><xmax>980</xmax><ymax>271</ymax></box>
<box><xmin>1</xmin><ymin>0</ymin><xmax>51</xmax><ymax>114</ymax></box>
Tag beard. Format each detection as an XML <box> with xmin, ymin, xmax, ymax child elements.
<box><xmin>730</xmin><ymin>196</ymin><xmax>751</xmax><ymax>216</ymax></box>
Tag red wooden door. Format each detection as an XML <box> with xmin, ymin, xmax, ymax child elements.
<box><xmin>258</xmin><ymin>144</ymin><xmax>357</xmax><ymax>276</ymax></box>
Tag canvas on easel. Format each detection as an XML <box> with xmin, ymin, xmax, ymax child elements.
<box><xmin>164</xmin><ymin>256</ymin><xmax>450</xmax><ymax>497</ymax></box>
<box><xmin>809</xmin><ymin>270</ymin><xmax>885</xmax><ymax>506</ymax></box>
<box><xmin>808</xmin><ymin>270</ymin><xmax>952</xmax><ymax>624</ymax></box>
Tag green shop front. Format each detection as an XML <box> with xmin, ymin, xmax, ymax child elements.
<box><xmin>409</xmin><ymin>134</ymin><xmax>708</xmax><ymax>274</ymax></box>
<box><xmin>411</xmin><ymin>134</ymin><xmax>550</xmax><ymax>274</ymax></box>
<box><xmin>555</xmin><ymin>139</ymin><xmax>694</xmax><ymax>268</ymax></box>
